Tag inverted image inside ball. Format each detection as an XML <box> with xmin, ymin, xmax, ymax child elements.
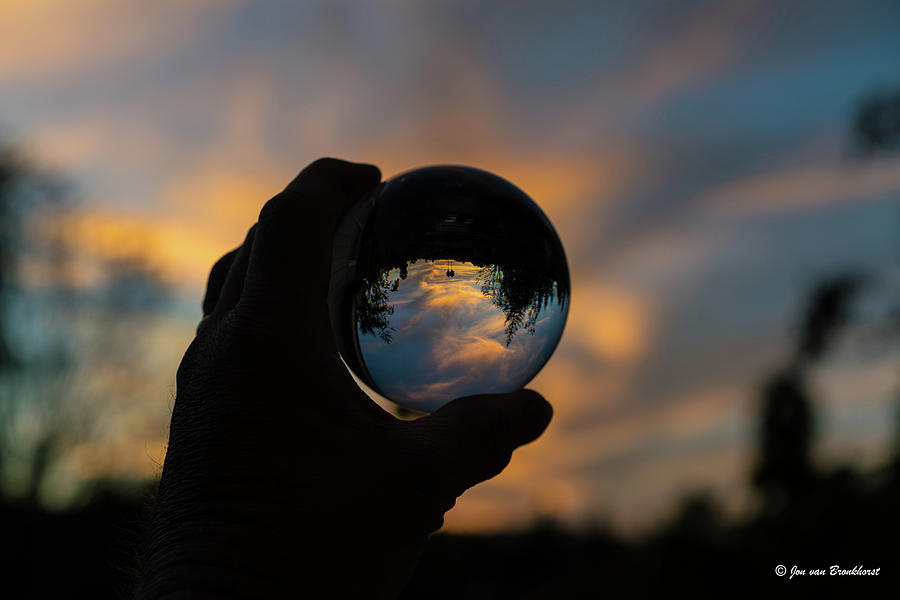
<box><xmin>328</xmin><ymin>165</ymin><xmax>570</xmax><ymax>414</ymax></box>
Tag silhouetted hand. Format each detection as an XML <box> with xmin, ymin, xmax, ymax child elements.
<box><xmin>136</xmin><ymin>158</ymin><xmax>553</xmax><ymax>599</ymax></box>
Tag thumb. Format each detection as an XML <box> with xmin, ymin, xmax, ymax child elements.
<box><xmin>416</xmin><ymin>389</ymin><xmax>552</xmax><ymax>495</ymax></box>
<box><xmin>241</xmin><ymin>158</ymin><xmax>381</xmax><ymax>319</ymax></box>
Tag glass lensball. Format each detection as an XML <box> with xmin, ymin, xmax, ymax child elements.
<box><xmin>328</xmin><ymin>165</ymin><xmax>570</xmax><ymax>413</ymax></box>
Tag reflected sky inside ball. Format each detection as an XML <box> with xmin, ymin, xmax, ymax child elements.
<box><xmin>328</xmin><ymin>165</ymin><xmax>571</xmax><ymax>414</ymax></box>
<box><xmin>358</xmin><ymin>259</ymin><xmax>568</xmax><ymax>413</ymax></box>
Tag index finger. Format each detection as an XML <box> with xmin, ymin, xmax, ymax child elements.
<box><xmin>239</xmin><ymin>158</ymin><xmax>381</xmax><ymax>322</ymax></box>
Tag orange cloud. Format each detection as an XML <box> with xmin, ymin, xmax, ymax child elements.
<box><xmin>35</xmin><ymin>210</ymin><xmax>230</xmax><ymax>290</ymax></box>
<box><xmin>589</xmin><ymin>444</ymin><xmax>752</xmax><ymax>538</ymax></box>
<box><xmin>26</xmin><ymin>117</ymin><xmax>169</xmax><ymax>173</ymax></box>
<box><xmin>0</xmin><ymin>0</ymin><xmax>236</xmax><ymax>83</ymax></box>
<box><xmin>398</xmin><ymin>377</ymin><xmax>470</xmax><ymax>404</ymax></box>
<box><xmin>369</xmin><ymin>145</ymin><xmax>631</xmax><ymax>227</ymax></box>
<box><xmin>567</xmin><ymin>283</ymin><xmax>652</xmax><ymax>365</ymax></box>
<box><xmin>622</xmin><ymin>0</ymin><xmax>762</xmax><ymax>105</ymax></box>
<box><xmin>161</xmin><ymin>169</ymin><xmax>280</xmax><ymax>247</ymax></box>
<box><xmin>62</xmin><ymin>438</ymin><xmax>167</xmax><ymax>481</ymax></box>
<box><xmin>443</xmin><ymin>375</ymin><xmax>749</xmax><ymax>536</ymax></box>
<box><xmin>432</xmin><ymin>335</ymin><xmax>514</xmax><ymax>371</ymax></box>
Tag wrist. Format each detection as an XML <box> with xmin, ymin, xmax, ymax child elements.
<box><xmin>137</xmin><ymin>498</ymin><xmax>402</xmax><ymax>599</ymax></box>
<box><xmin>136</xmin><ymin>507</ymin><xmax>293</xmax><ymax>598</ymax></box>
<box><xmin>136</xmin><ymin>465</ymin><xmax>302</xmax><ymax>598</ymax></box>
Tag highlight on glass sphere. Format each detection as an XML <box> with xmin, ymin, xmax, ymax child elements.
<box><xmin>328</xmin><ymin>165</ymin><xmax>570</xmax><ymax>414</ymax></box>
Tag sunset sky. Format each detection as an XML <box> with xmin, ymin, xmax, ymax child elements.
<box><xmin>2</xmin><ymin>0</ymin><xmax>899</xmax><ymax>535</ymax></box>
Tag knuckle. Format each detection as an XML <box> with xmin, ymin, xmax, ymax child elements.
<box><xmin>258</xmin><ymin>190</ymin><xmax>291</xmax><ymax>221</ymax></box>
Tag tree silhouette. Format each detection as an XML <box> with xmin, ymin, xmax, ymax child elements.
<box><xmin>477</xmin><ymin>263</ymin><xmax>562</xmax><ymax>347</ymax></box>
<box><xmin>0</xmin><ymin>146</ymin><xmax>29</xmax><ymax>371</ymax></box>
<box><xmin>0</xmin><ymin>142</ymin><xmax>171</xmax><ymax>505</ymax></box>
<box><xmin>0</xmin><ymin>145</ymin><xmax>64</xmax><ymax>499</ymax></box>
<box><xmin>852</xmin><ymin>88</ymin><xmax>900</xmax><ymax>485</ymax></box>
<box><xmin>796</xmin><ymin>275</ymin><xmax>865</xmax><ymax>362</ymax></box>
<box><xmin>854</xmin><ymin>89</ymin><xmax>900</xmax><ymax>154</ymax></box>
<box><xmin>356</xmin><ymin>268</ymin><xmax>397</xmax><ymax>343</ymax></box>
<box><xmin>752</xmin><ymin>275</ymin><xmax>863</xmax><ymax>511</ymax></box>
<box><xmin>752</xmin><ymin>368</ymin><xmax>814</xmax><ymax>509</ymax></box>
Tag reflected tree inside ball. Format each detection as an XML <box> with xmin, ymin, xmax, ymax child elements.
<box><xmin>328</xmin><ymin>166</ymin><xmax>570</xmax><ymax>414</ymax></box>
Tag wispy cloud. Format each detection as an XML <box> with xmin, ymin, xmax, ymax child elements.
<box><xmin>706</xmin><ymin>154</ymin><xmax>900</xmax><ymax>217</ymax></box>
<box><xmin>0</xmin><ymin>0</ymin><xmax>236</xmax><ymax>84</ymax></box>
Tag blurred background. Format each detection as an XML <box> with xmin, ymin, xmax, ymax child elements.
<box><xmin>1</xmin><ymin>0</ymin><xmax>898</xmax><ymax>596</ymax></box>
